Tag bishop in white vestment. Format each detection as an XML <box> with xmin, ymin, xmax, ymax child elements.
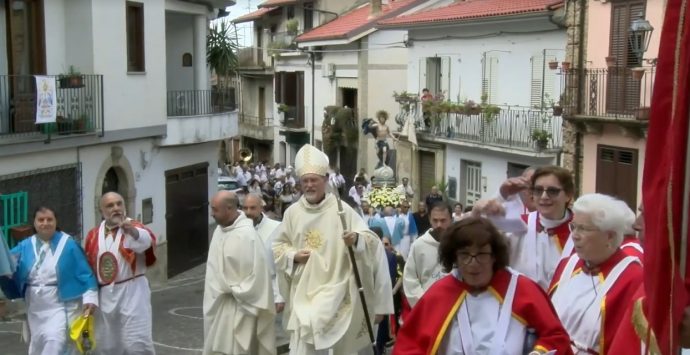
<box><xmin>273</xmin><ymin>144</ymin><xmax>393</xmax><ymax>355</ymax></box>
<box><xmin>204</xmin><ymin>191</ymin><xmax>275</xmax><ymax>355</ymax></box>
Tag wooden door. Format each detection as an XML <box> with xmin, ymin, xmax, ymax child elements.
<box><xmin>596</xmin><ymin>145</ymin><xmax>638</xmax><ymax>209</ymax></box>
<box><xmin>6</xmin><ymin>0</ymin><xmax>46</xmax><ymax>133</ymax></box>
<box><xmin>165</xmin><ymin>163</ymin><xmax>209</xmax><ymax>277</ymax></box>
<box><xmin>418</xmin><ymin>150</ymin><xmax>436</xmax><ymax>202</ymax></box>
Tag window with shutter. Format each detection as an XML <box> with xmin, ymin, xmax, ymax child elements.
<box><xmin>530</xmin><ymin>53</ymin><xmax>556</xmax><ymax>109</ymax></box>
<box><xmin>607</xmin><ymin>2</ymin><xmax>645</xmax><ymax>115</ymax></box>
<box><xmin>440</xmin><ymin>56</ymin><xmax>451</xmax><ymax>99</ymax></box>
<box><xmin>596</xmin><ymin>145</ymin><xmax>638</xmax><ymax>209</ymax></box>
<box><xmin>482</xmin><ymin>56</ymin><xmax>499</xmax><ymax>104</ymax></box>
<box><xmin>418</xmin><ymin>57</ymin><xmax>428</xmax><ymax>94</ymax></box>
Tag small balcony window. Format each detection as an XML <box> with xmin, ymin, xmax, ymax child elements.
<box><xmin>126</xmin><ymin>2</ymin><xmax>145</xmax><ymax>72</ymax></box>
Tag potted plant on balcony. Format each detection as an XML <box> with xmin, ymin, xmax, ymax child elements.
<box><xmin>605</xmin><ymin>56</ymin><xmax>616</xmax><ymax>67</ymax></box>
<box><xmin>631</xmin><ymin>67</ymin><xmax>646</xmax><ymax>81</ymax></box>
<box><xmin>73</xmin><ymin>114</ymin><xmax>88</xmax><ymax>134</ymax></box>
<box><xmin>561</xmin><ymin>61</ymin><xmax>571</xmax><ymax>71</ymax></box>
<box><xmin>531</xmin><ymin>129</ymin><xmax>552</xmax><ymax>151</ymax></box>
<box><xmin>277</xmin><ymin>103</ymin><xmax>289</xmax><ymax>123</ymax></box>
<box><xmin>548</xmin><ymin>60</ymin><xmax>559</xmax><ymax>70</ymax></box>
<box><xmin>286</xmin><ymin>19</ymin><xmax>299</xmax><ymax>35</ymax></box>
<box><xmin>59</xmin><ymin>66</ymin><xmax>83</xmax><ymax>89</ymax></box>
<box><xmin>635</xmin><ymin>106</ymin><xmax>650</xmax><ymax>120</ymax></box>
<box><xmin>56</xmin><ymin>115</ymin><xmax>72</xmax><ymax>135</ymax></box>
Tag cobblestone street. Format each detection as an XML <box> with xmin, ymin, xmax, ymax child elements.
<box><xmin>0</xmin><ymin>263</ymin><xmax>289</xmax><ymax>354</ymax></box>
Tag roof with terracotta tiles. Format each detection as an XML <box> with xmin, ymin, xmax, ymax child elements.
<box><xmin>378</xmin><ymin>0</ymin><xmax>563</xmax><ymax>27</ymax></box>
<box><xmin>296</xmin><ymin>0</ymin><xmax>423</xmax><ymax>43</ymax></box>
<box><xmin>257</xmin><ymin>0</ymin><xmax>297</xmax><ymax>8</ymax></box>
<box><xmin>232</xmin><ymin>6</ymin><xmax>278</xmax><ymax>24</ymax></box>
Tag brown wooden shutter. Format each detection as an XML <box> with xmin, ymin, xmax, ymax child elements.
<box><xmin>595</xmin><ymin>145</ymin><xmax>638</xmax><ymax>209</ymax></box>
<box><xmin>607</xmin><ymin>2</ymin><xmax>644</xmax><ymax>115</ymax></box>
<box><xmin>419</xmin><ymin>151</ymin><xmax>436</xmax><ymax>202</ymax></box>
<box><xmin>297</xmin><ymin>71</ymin><xmax>305</xmax><ymax>127</ymax></box>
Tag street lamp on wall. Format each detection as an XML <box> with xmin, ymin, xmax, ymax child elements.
<box><xmin>629</xmin><ymin>17</ymin><xmax>654</xmax><ymax>63</ymax></box>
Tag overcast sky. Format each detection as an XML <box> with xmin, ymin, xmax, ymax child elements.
<box><xmin>224</xmin><ymin>0</ymin><xmax>258</xmax><ymax>47</ymax></box>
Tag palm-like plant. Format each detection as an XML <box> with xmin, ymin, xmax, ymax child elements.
<box><xmin>207</xmin><ymin>20</ymin><xmax>239</xmax><ymax>91</ymax></box>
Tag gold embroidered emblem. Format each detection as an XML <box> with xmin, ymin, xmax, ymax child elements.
<box><xmin>305</xmin><ymin>229</ymin><xmax>324</xmax><ymax>250</ymax></box>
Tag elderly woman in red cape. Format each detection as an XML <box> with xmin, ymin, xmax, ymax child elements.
<box><xmin>549</xmin><ymin>193</ymin><xmax>642</xmax><ymax>354</ymax></box>
<box><xmin>393</xmin><ymin>217</ymin><xmax>571</xmax><ymax>355</ymax></box>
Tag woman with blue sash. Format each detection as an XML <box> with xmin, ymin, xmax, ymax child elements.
<box><xmin>11</xmin><ymin>206</ymin><xmax>98</xmax><ymax>355</ymax></box>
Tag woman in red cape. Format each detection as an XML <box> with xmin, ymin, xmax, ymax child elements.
<box><xmin>393</xmin><ymin>217</ymin><xmax>571</xmax><ymax>355</ymax></box>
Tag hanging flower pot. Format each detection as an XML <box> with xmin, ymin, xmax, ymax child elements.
<box><xmin>605</xmin><ymin>56</ymin><xmax>616</xmax><ymax>67</ymax></box>
<box><xmin>552</xmin><ymin>106</ymin><xmax>563</xmax><ymax>116</ymax></box>
<box><xmin>548</xmin><ymin>61</ymin><xmax>559</xmax><ymax>70</ymax></box>
<box><xmin>560</xmin><ymin>62</ymin><xmax>571</xmax><ymax>71</ymax></box>
<box><xmin>631</xmin><ymin>68</ymin><xmax>646</xmax><ymax>81</ymax></box>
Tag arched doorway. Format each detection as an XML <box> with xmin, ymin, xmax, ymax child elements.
<box><xmin>102</xmin><ymin>167</ymin><xmax>120</xmax><ymax>195</ymax></box>
<box><xmin>93</xmin><ymin>147</ymin><xmax>136</xmax><ymax>224</ymax></box>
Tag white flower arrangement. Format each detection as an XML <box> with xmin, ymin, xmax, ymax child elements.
<box><xmin>364</xmin><ymin>187</ymin><xmax>406</xmax><ymax>209</ymax></box>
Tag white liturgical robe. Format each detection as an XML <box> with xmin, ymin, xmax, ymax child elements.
<box><xmin>203</xmin><ymin>214</ymin><xmax>276</xmax><ymax>355</ymax></box>
<box><xmin>273</xmin><ymin>193</ymin><xmax>393</xmax><ymax>355</ymax></box>
<box><xmin>403</xmin><ymin>230</ymin><xmax>447</xmax><ymax>307</ymax></box>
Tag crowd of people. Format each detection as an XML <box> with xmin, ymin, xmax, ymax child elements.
<box><xmin>0</xmin><ymin>144</ymin><xmax>689</xmax><ymax>355</ymax></box>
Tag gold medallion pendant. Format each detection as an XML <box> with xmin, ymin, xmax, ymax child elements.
<box><xmin>98</xmin><ymin>252</ymin><xmax>119</xmax><ymax>284</ymax></box>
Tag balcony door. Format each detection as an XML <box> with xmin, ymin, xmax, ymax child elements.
<box><xmin>606</xmin><ymin>1</ymin><xmax>644</xmax><ymax>115</ymax></box>
<box><xmin>4</xmin><ymin>0</ymin><xmax>46</xmax><ymax>133</ymax></box>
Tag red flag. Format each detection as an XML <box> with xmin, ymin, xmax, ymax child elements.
<box><xmin>642</xmin><ymin>1</ymin><xmax>690</xmax><ymax>354</ymax></box>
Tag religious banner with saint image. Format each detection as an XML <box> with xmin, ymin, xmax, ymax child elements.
<box><xmin>34</xmin><ymin>76</ymin><xmax>57</xmax><ymax>124</ymax></box>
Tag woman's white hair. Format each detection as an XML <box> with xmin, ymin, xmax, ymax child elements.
<box><xmin>572</xmin><ymin>193</ymin><xmax>635</xmax><ymax>248</ymax></box>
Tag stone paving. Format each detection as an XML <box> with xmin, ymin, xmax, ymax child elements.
<box><xmin>0</xmin><ymin>263</ymin><xmax>290</xmax><ymax>354</ymax></box>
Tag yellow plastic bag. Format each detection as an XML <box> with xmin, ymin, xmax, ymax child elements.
<box><xmin>69</xmin><ymin>314</ymin><xmax>96</xmax><ymax>354</ymax></box>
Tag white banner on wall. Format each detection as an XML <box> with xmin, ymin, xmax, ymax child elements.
<box><xmin>35</xmin><ymin>76</ymin><xmax>57</xmax><ymax>124</ymax></box>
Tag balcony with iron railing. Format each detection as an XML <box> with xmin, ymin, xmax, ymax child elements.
<box><xmin>237</xmin><ymin>47</ymin><xmax>269</xmax><ymax>69</ymax></box>
<box><xmin>562</xmin><ymin>67</ymin><xmax>655</xmax><ymax>121</ymax></box>
<box><xmin>395</xmin><ymin>103</ymin><xmax>563</xmax><ymax>152</ymax></box>
<box><xmin>160</xmin><ymin>88</ymin><xmax>239</xmax><ymax>146</ymax></box>
<box><xmin>166</xmin><ymin>88</ymin><xmax>236</xmax><ymax>116</ymax></box>
<box><xmin>279</xmin><ymin>105</ymin><xmax>305</xmax><ymax>130</ymax></box>
<box><xmin>0</xmin><ymin>74</ymin><xmax>104</xmax><ymax>144</ymax></box>
<box><xmin>268</xmin><ymin>31</ymin><xmax>299</xmax><ymax>57</ymax></box>
<box><xmin>239</xmin><ymin>113</ymin><xmax>275</xmax><ymax>141</ymax></box>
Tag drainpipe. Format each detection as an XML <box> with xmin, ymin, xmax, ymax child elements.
<box><xmin>574</xmin><ymin>0</ymin><xmax>586</xmax><ymax>196</ymax></box>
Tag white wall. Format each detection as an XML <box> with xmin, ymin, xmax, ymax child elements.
<box><xmin>406</xmin><ymin>19</ymin><xmax>566</xmax><ymax>107</ymax></box>
<box><xmin>79</xmin><ymin>139</ymin><xmax>220</xmax><ymax>243</ymax></box>
<box><xmin>44</xmin><ymin>0</ymin><xmax>68</xmax><ymax>74</ymax></box>
<box><xmin>65</xmin><ymin>0</ymin><xmax>94</xmax><ymax>74</ymax></box>
<box><xmin>0</xmin><ymin>148</ymin><xmax>78</xmax><ymax>176</ymax></box>
<box><xmin>445</xmin><ymin>145</ymin><xmax>556</xmax><ymax>202</ymax></box>
<box><xmin>165</xmin><ymin>13</ymin><xmax>195</xmax><ymax>91</ymax></box>
<box><xmin>92</xmin><ymin>0</ymin><xmax>167</xmax><ymax>131</ymax></box>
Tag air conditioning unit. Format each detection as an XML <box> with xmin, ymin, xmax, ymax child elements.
<box><xmin>322</xmin><ymin>63</ymin><xmax>336</xmax><ymax>78</ymax></box>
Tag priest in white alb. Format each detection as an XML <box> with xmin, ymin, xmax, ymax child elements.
<box><xmin>203</xmin><ymin>190</ymin><xmax>275</xmax><ymax>355</ymax></box>
<box><xmin>273</xmin><ymin>144</ymin><xmax>394</xmax><ymax>355</ymax></box>
<box><xmin>403</xmin><ymin>202</ymin><xmax>453</xmax><ymax>307</ymax></box>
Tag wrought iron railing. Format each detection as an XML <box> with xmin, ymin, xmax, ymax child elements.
<box><xmin>0</xmin><ymin>74</ymin><xmax>104</xmax><ymax>139</ymax></box>
<box><xmin>238</xmin><ymin>47</ymin><xmax>267</xmax><ymax>68</ymax></box>
<box><xmin>397</xmin><ymin>104</ymin><xmax>563</xmax><ymax>151</ymax></box>
<box><xmin>268</xmin><ymin>31</ymin><xmax>298</xmax><ymax>56</ymax></box>
<box><xmin>240</xmin><ymin>114</ymin><xmax>273</xmax><ymax>127</ymax></box>
<box><xmin>166</xmin><ymin>88</ymin><xmax>236</xmax><ymax>117</ymax></box>
<box><xmin>563</xmin><ymin>67</ymin><xmax>655</xmax><ymax>119</ymax></box>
